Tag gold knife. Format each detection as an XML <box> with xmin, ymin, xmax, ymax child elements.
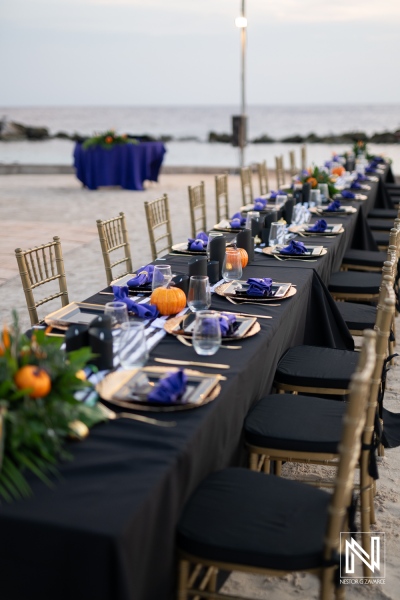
<box><xmin>154</xmin><ymin>358</ymin><xmax>230</xmax><ymax>370</ymax></box>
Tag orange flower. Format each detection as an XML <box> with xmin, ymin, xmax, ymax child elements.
<box><xmin>105</xmin><ymin>136</ymin><xmax>113</xmax><ymax>144</ymax></box>
<box><xmin>0</xmin><ymin>326</ymin><xmax>10</xmax><ymax>356</ymax></box>
<box><xmin>331</xmin><ymin>166</ymin><xmax>345</xmax><ymax>176</ymax></box>
<box><xmin>306</xmin><ymin>177</ymin><xmax>318</xmax><ymax>189</ymax></box>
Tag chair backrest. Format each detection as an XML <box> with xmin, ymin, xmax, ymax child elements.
<box><xmin>215</xmin><ymin>174</ymin><xmax>230</xmax><ymax>223</ymax></box>
<box><xmin>275</xmin><ymin>155</ymin><xmax>285</xmax><ymax>188</ymax></box>
<box><xmin>240</xmin><ymin>166</ymin><xmax>254</xmax><ymax>206</ymax></box>
<box><xmin>289</xmin><ymin>150</ymin><xmax>297</xmax><ymax>177</ymax></box>
<box><xmin>188</xmin><ymin>181</ymin><xmax>206</xmax><ymax>238</ymax></box>
<box><xmin>323</xmin><ymin>330</ymin><xmax>376</xmax><ymax>567</ymax></box>
<box><xmin>144</xmin><ymin>194</ymin><xmax>173</xmax><ymax>261</ymax></box>
<box><xmin>96</xmin><ymin>212</ymin><xmax>133</xmax><ymax>285</ymax></box>
<box><xmin>15</xmin><ymin>236</ymin><xmax>69</xmax><ymax>326</ymax></box>
<box><xmin>300</xmin><ymin>145</ymin><xmax>307</xmax><ymax>171</ymax></box>
<box><xmin>256</xmin><ymin>161</ymin><xmax>269</xmax><ymax>196</ymax></box>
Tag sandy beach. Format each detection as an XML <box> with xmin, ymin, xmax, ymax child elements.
<box><xmin>0</xmin><ymin>172</ymin><xmax>399</xmax><ymax>599</ymax></box>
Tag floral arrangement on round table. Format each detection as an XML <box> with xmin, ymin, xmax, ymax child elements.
<box><xmin>82</xmin><ymin>129</ymin><xmax>139</xmax><ymax>150</ymax></box>
<box><xmin>296</xmin><ymin>165</ymin><xmax>339</xmax><ymax>198</ymax></box>
<box><xmin>0</xmin><ymin>313</ymin><xmax>105</xmax><ymax>502</ymax></box>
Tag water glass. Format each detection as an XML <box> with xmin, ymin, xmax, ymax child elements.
<box><xmin>310</xmin><ymin>189</ymin><xmax>321</xmax><ymax>207</ymax></box>
<box><xmin>152</xmin><ymin>264</ymin><xmax>172</xmax><ymax>291</ymax></box>
<box><xmin>222</xmin><ymin>247</ymin><xmax>243</xmax><ymax>282</ymax></box>
<box><xmin>118</xmin><ymin>322</ymin><xmax>148</xmax><ymax>369</ymax></box>
<box><xmin>245</xmin><ymin>211</ymin><xmax>260</xmax><ymax>230</ymax></box>
<box><xmin>104</xmin><ymin>301</ymin><xmax>129</xmax><ymax>351</ymax></box>
<box><xmin>192</xmin><ymin>310</ymin><xmax>221</xmax><ymax>356</ymax></box>
<box><xmin>276</xmin><ymin>195</ymin><xmax>287</xmax><ymax>206</ymax></box>
<box><xmin>206</xmin><ymin>232</ymin><xmax>224</xmax><ymax>260</ymax></box>
<box><xmin>318</xmin><ymin>183</ymin><xmax>329</xmax><ymax>200</ymax></box>
<box><xmin>268</xmin><ymin>222</ymin><xmax>285</xmax><ymax>246</ymax></box>
<box><xmin>187</xmin><ymin>275</ymin><xmax>211</xmax><ymax>312</ymax></box>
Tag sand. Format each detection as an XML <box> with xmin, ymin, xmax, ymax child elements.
<box><xmin>0</xmin><ymin>172</ymin><xmax>399</xmax><ymax>599</ymax></box>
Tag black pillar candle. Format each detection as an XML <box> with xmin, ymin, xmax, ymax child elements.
<box><xmin>207</xmin><ymin>261</ymin><xmax>220</xmax><ymax>284</ymax></box>
<box><xmin>236</xmin><ymin>229</ymin><xmax>254</xmax><ymax>262</ymax></box>
<box><xmin>171</xmin><ymin>274</ymin><xmax>189</xmax><ymax>296</ymax></box>
<box><xmin>89</xmin><ymin>327</ymin><xmax>114</xmax><ymax>370</ymax></box>
<box><xmin>65</xmin><ymin>324</ymin><xmax>90</xmax><ymax>352</ymax></box>
<box><xmin>90</xmin><ymin>314</ymin><xmax>113</xmax><ymax>330</ymax></box>
<box><xmin>302</xmin><ymin>182</ymin><xmax>311</xmax><ymax>204</ymax></box>
<box><xmin>188</xmin><ymin>256</ymin><xmax>207</xmax><ymax>277</ymax></box>
<box><xmin>209</xmin><ymin>236</ymin><xmax>226</xmax><ymax>279</ymax></box>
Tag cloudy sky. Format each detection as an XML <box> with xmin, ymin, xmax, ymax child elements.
<box><xmin>1</xmin><ymin>0</ymin><xmax>400</xmax><ymax>106</ymax></box>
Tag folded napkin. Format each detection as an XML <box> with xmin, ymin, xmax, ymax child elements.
<box><xmin>326</xmin><ymin>200</ymin><xmax>342</xmax><ymax>212</ymax></box>
<box><xmin>341</xmin><ymin>190</ymin><xmax>355</xmax><ymax>199</ymax></box>
<box><xmin>246</xmin><ymin>277</ymin><xmax>273</xmax><ymax>297</ymax></box>
<box><xmin>187</xmin><ymin>231</ymin><xmax>208</xmax><ymax>252</ymax></box>
<box><xmin>372</xmin><ymin>156</ymin><xmax>385</xmax><ymax>164</ymax></box>
<box><xmin>269</xmin><ymin>190</ymin><xmax>287</xmax><ymax>200</ymax></box>
<box><xmin>147</xmin><ymin>369</ymin><xmax>188</xmax><ymax>404</ymax></box>
<box><xmin>279</xmin><ymin>240</ymin><xmax>307</xmax><ymax>255</ymax></box>
<box><xmin>229</xmin><ymin>212</ymin><xmax>246</xmax><ymax>228</ymax></box>
<box><xmin>219</xmin><ymin>312</ymin><xmax>237</xmax><ymax>336</ymax></box>
<box><xmin>365</xmin><ymin>167</ymin><xmax>377</xmax><ymax>174</ymax></box>
<box><xmin>253</xmin><ymin>197</ymin><xmax>267</xmax><ymax>210</ymax></box>
<box><xmin>355</xmin><ymin>173</ymin><xmax>368</xmax><ymax>182</ymax></box>
<box><xmin>308</xmin><ymin>219</ymin><xmax>327</xmax><ymax>232</ymax></box>
<box><xmin>127</xmin><ymin>264</ymin><xmax>154</xmax><ymax>287</ymax></box>
<box><xmin>350</xmin><ymin>182</ymin><xmax>362</xmax><ymax>190</ymax></box>
<box><xmin>112</xmin><ymin>285</ymin><xmax>159</xmax><ymax>318</ymax></box>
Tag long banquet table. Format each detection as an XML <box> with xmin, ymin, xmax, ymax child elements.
<box><xmin>0</xmin><ymin>168</ymin><xmax>392</xmax><ymax>600</ymax></box>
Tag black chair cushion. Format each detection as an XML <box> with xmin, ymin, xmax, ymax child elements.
<box><xmin>244</xmin><ymin>394</ymin><xmax>345</xmax><ymax>453</ymax></box>
<box><xmin>275</xmin><ymin>345</ymin><xmax>359</xmax><ymax>388</ymax></box>
<box><xmin>177</xmin><ymin>468</ymin><xmax>331</xmax><ymax>571</ymax></box>
<box><xmin>372</xmin><ymin>231</ymin><xmax>389</xmax><ymax>246</ymax></box>
<box><xmin>328</xmin><ymin>271</ymin><xmax>382</xmax><ymax>295</ymax></box>
<box><xmin>368</xmin><ymin>209</ymin><xmax>398</xmax><ymax>220</ymax></box>
<box><xmin>341</xmin><ymin>249</ymin><xmax>386</xmax><ymax>268</ymax></box>
<box><xmin>336</xmin><ymin>302</ymin><xmax>376</xmax><ymax>330</ymax></box>
<box><xmin>367</xmin><ymin>218</ymin><xmax>394</xmax><ymax>232</ymax></box>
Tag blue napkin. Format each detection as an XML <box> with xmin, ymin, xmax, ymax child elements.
<box><xmin>127</xmin><ymin>265</ymin><xmax>154</xmax><ymax>287</ymax></box>
<box><xmin>246</xmin><ymin>277</ymin><xmax>273</xmax><ymax>296</ymax></box>
<box><xmin>269</xmin><ymin>190</ymin><xmax>287</xmax><ymax>200</ymax></box>
<box><xmin>112</xmin><ymin>285</ymin><xmax>159</xmax><ymax>318</ymax></box>
<box><xmin>280</xmin><ymin>240</ymin><xmax>307</xmax><ymax>255</ymax></box>
<box><xmin>187</xmin><ymin>232</ymin><xmax>208</xmax><ymax>251</ymax></box>
<box><xmin>229</xmin><ymin>212</ymin><xmax>246</xmax><ymax>228</ymax></box>
<box><xmin>365</xmin><ymin>167</ymin><xmax>377</xmax><ymax>174</ymax></box>
<box><xmin>350</xmin><ymin>182</ymin><xmax>362</xmax><ymax>190</ymax></box>
<box><xmin>355</xmin><ymin>172</ymin><xmax>368</xmax><ymax>182</ymax></box>
<box><xmin>372</xmin><ymin>156</ymin><xmax>384</xmax><ymax>164</ymax></box>
<box><xmin>253</xmin><ymin>198</ymin><xmax>267</xmax><ymax>210</ymax></box>
<box><xmin>326</xmin><ymin>200</ymin><xmax>342</xmax><ymax>212</ymax></box>
<box><xmin>147</xmin><ymin>369</ymin><xmax>188</xmax><ymax>404</ymax></box>
<box><xmin>308</xmin><ymin>219</ymin><xmax>327</xmax><ymax>232</ymax></box>
<box><xmin>219</xmin><ymin>312</ymin><xmax>237</xmax><ymax>336</ymax></box>
<box><xmin>341</xmin><ymin>190</ymin><xmax>355</xmax><ymax>199</ymax></box>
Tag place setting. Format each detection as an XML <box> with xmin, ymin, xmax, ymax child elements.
<box><xmin>289</xmin><ymin>218</ymin><xmax>344</xmax><ymax>237</ymax></box>
<box><xmin>310</xmin><ymin>199</ymin><xmax>357</xmax><ymax>216</ymax></box>
<box><xmin>262</xmin><ymin>239</ymin><xmax>327</xmax><ymax>262</ymax></box>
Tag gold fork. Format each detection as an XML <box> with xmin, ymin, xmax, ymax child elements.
<box><xmin>176</xmin><ymin>334</ymin><xmax>242</xmax><ymax>350</ymax></box>
<box><xmin>98</xmin><ymin>402</ymin><xmax>176</xmax><ymax>427</ymax></box>
<box><xmin>226</xmin><ymin>297</ymin><xmax>281</xmax><ymax>307</ymax></box>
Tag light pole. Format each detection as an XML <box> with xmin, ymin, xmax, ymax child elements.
<box><xmin>235</xmin><ymin>1</ymin><xmax>247</xmax><ymax>168</ymax></box>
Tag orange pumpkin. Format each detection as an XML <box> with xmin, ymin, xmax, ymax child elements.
<box><xmin>14</xmin><ymin>365</ymin><xmax>52</xmax><ymax>398</ymax></box>
<box><xmin>306</xmin><ymin>177</ymin><xmax>318</xmax><ymax>189</ymax></box>
<box><xmin>150</xmin><ymin>287</ymin><xmax>187</xmax><ymax>316</ymax></box>
<box><xmin>331</xmin><ymin>166</ymin><xmax>345</xmax><ymax>176</ymax></box>
<box><xmin>238</xmin><ymin>247</ymin><xmax>248</xmax><ymax>268</ymax></box>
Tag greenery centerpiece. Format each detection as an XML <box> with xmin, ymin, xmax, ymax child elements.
<box><xmin>82</xmin><ymin>129</ymin><xmax>139</xmax><ymax>150</ymax></box>
<box><xmin>296</xmin><ymin>165</ymin><xmax>339</xmax><ymax>198</ymax></box>
<box><xmin>0</xmin><ymin>313</ymin><xmax>105</xmax><ymax>502</ymax></box>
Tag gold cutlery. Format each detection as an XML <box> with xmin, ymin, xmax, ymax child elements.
<box><xmin>154</xmin><ymin>358</ymin><xmax>230</xmax><ymax>370</ymax></box>
<box><xmin>223</xmin><ymin>311</ymin><xmax>272</xmax><ymax>320</ymax></box>
<box><xmin>226</xmin><ymin>297</ymin><xmax>281</xmax><ymax>307</ymax></box>
<box><xmin>98</xmin><ymin>402</ymin><xmax>176</xmax><ymax>427</ymax></box>
<box><xmin>273</xmin><ymin>255</ymin><xmax>317</xmax><ymax>263</ymax></box>
<box><xmin>176</xmin><ymin>334</ymin><xmax>241</xmax><ymax>350</ymax></box>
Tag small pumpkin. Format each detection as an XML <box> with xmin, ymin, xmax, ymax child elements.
<box><xmin>238</xmin><ymin>247</ymin><xmax>248</xmax><ymax>268</ymax></box>
<box><xmin>306</xmin><ymin>177</ymin><xmax>318</xmax><ymax>189</ymax></box>
<box><xmin>150</xmin><ymin>287</ymin><xmax>187</xmax><ymax>316</ymax></box>
<box><xmin>14</xmin><ymin>365</ymin><xmax>52</xmax><ymax>398</ymax></box>
<box><xmin>331</xmin><ymin>166</ymin><xmax>345</xmax><ymax>176</ymax></box>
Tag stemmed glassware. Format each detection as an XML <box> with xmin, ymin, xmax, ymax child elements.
<box><xmin>222</xmin><ymin>247</ymin><xmax>243</xmax><ymax>282</ymax></box>
<box><xmin>187</xmin><ymin>276</ymin><xmax>211</xmax><ymax>312</ymax></box>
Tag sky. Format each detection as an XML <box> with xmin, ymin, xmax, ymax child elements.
<box><xmin>1</xmin><ymin>0</ymin><xmax>400</xmax><ymax>106</ymax></box>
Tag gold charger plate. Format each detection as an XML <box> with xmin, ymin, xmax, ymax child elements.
<box><xmin>214</xmin><ymin>282</ymin><xmax>297</xmax><ymax>302</ymax></box>
<box><xmin>310</xmin><ymin>206</ymin><xmax>357</xmax><ymax>215</ymax></box>
<box><xmin>262</xmin><ymin>246</ymin><xmax>327</xmax><ymax>259</ymax></box>
<box><xmin>289</xmin><ymin>224</ymin><xmax>344</xmax><ymax>236</ymax></box>
<box><xmin>335</xmin><ymin>193</ymin><xmax>368</xmax><ymax>201</ymax></box>
<box><xmin>171</xmin><ymin>242</ymin><xmax>206</xmax><ymax>255</ymax></box>
<box><xmin>164</xmin><ymin>314</ymin><xmax>261</xmax><ymax>340</ymax></box>
<box><xmin>44</xmin><ymin>301</ymin><xmax>106</xmax><ymax>330</ymax></box>
<box><xmin>96</xmin><ymin>366</ymin><xmax>221</xmax><ymax>412</ymax></box>
<box><xmin>212</xmin><ymin>219</ymin><xmax>244</xmax><ymax>233</ymax></box>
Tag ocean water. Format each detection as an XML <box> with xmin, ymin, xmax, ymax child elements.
<box><xmin>1</xmin><ymin>105</ymin><xmax>400</xmax><ymax>172</ymax></box>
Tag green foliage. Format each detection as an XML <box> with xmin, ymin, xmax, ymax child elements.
<box><xmin>297</xmin><ymin>165</ymin><xmax>339</xmax><ymax>198</ymax></box>
<box><xmin>0</xmin><ymin>312</ymin><xmax>105</xmax><ymax>502</ymax></box>
<box><xmin>82</xmin><ymin>130</ymin><xmax>139</xmax><ymax>150</ymax></box>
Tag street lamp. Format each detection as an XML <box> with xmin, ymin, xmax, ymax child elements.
<box><xmin>234</xmin><ymin>1</ymin><xmax>247</xmax><ymax>169</ymax></box>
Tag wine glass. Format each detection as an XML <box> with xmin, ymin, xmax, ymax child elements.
<box><xmin>187</xmin><ymin>276</ymin><xmax>211</xmax><ymax>312</ymax></box>
<box><xmin>118</xmin><ymin>322</ymin><xmax>149</xmax><ymax>369</ymax></box>
<box><xmin>192</xmin><ymin>310</ymin><xmax>221</xmax><ymax>356</ymax></box>
<box><xmin>222</xmin><ymin>248</ymin><xmax>242</xmax><ymax>282</ymax></box>
<box><xmin>152</xmin><ymin>265</ymin><xmax>172</xmax><ymax>291</ymax></box>
<box><xmin>104</xmin><ymin>301</ymin><xmax>129</xmax><ymax>352</ymax></box>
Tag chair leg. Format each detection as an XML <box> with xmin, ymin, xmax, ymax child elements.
<box><xmin>370</xmin><ymin>485</ymin><xmax>376</xmax><ymax>525</ymax></box>
<box><xmin>263</xmin><ymin>457</ymin><xmax>271</xmax><ymax>474</ymax></box>
<box><xmin>208</xmin><ymin>567</ymin><xmax>218</xmax><ymax>593</ymax></box>
<box><xmin>275</xmin><ymin>460</ymin><xmax>282</xmax><ymax>476</ymax></box>
<box><xmin>320</xmin><ymin>567</ymin><xmax>336</xmax><ymax>600</ymax></box>
<box><xmin>177</xmin><ymin>559</ymin><xmax>190</xmax><ymax>600</ymax></box>
<box><xmin>249</xmin><ymin>452</ymin><xmax>258</xmax><ymax>471</ymax></box>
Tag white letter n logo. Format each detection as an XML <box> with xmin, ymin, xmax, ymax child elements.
<box><xmin>345</xmin><ymin>536</ymin><xmax>380</xmax><ymax>574</ymax></box>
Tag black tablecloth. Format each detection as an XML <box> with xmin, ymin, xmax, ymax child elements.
<box><xmin>0</xmin><ymin>176</ymin><xmax>387</xmax><ymax>600</ymax></box>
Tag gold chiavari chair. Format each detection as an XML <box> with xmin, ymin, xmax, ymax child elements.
<box><xmin>96</xmin><ymin>212</ymin><xmax>133</xmax><ymax>285</ymax></box>
<box><xmin>215</xmin><ymin>173</ymin><xmax>230</xmax><ymax>223</ymax></box>
<box><xmin>15</xmin><ymin>236</ymin><xmax>69</xmax><ymax>326</ymax></box>
<box><xmin>256</xmin><ymin>160</ymin><xmax>269</xmax><ymax>196</ymax></box>
<box><xmin>144</xmin><ymin>193</ymin><xmax>173</xmax><ymax>261</ymax></box>
<box><xmin>240</xmin><ymin>166</ymin><xmax>254</xmax><ymax>206</ymax></box>
<box><xmin>275</xmin><ymin>155</ymin><xmax>285</xmax><ymax>188</ymax></box>
<box><xmin>188</xmin><ymin>181</ymin><xmax>206</xmax><ymax>238</ymax></box>
<box><xmin>289</xmin><ymin>150</ymin><xmax>297</xmax><ymax>177</ymax></box>
<box><xmin>176</xmin><ymin>331</ymin><xmax>376</xmax><ymax>598</ymax></box>
<box><xmin>301</xmin><ymin>144</ymin><xmax>307</xmax><ymax>171</ymax></box>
